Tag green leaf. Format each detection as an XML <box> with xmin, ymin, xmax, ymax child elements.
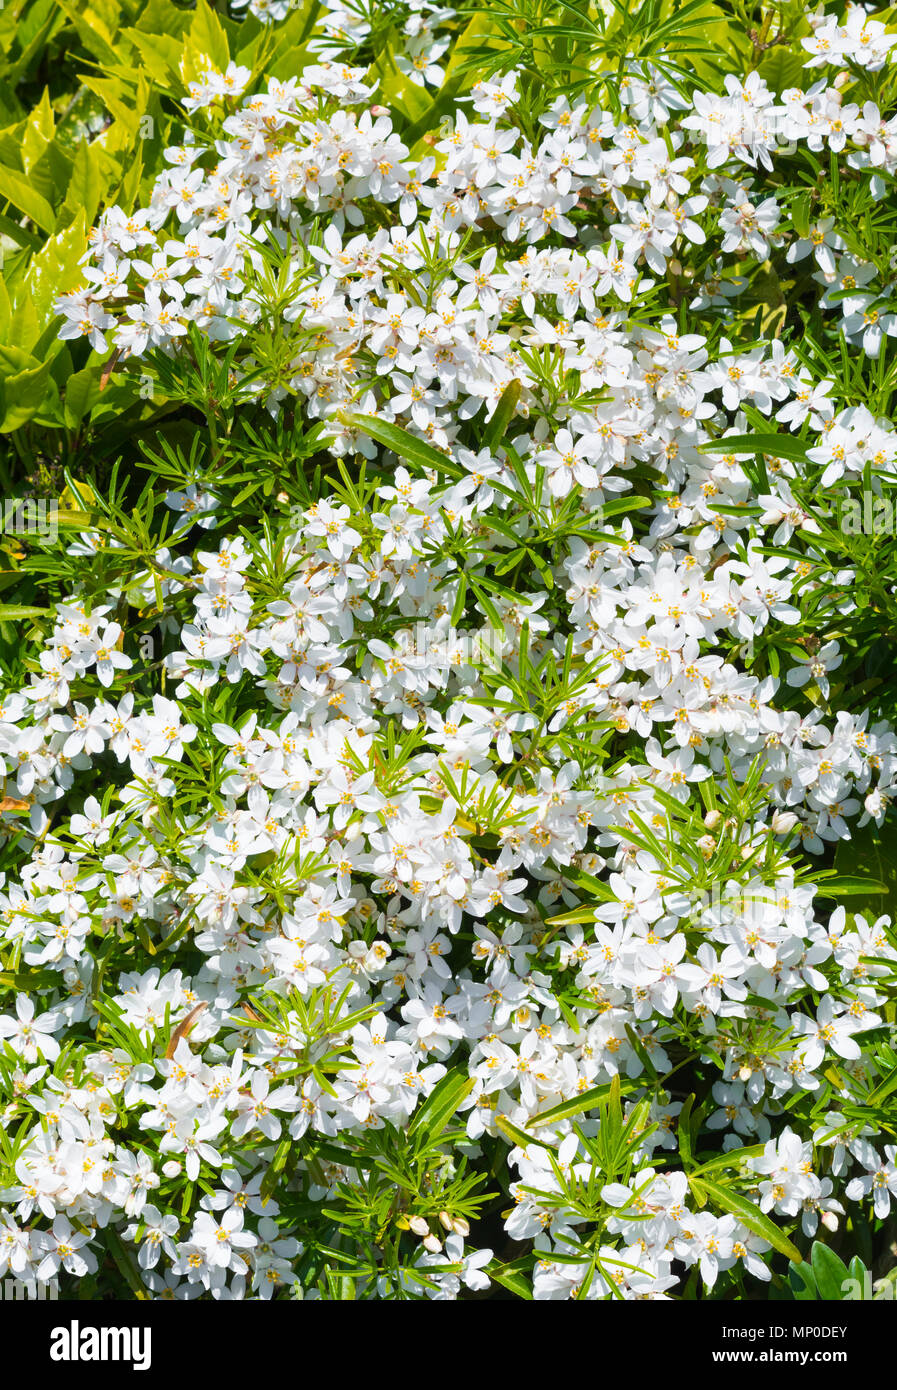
<box><xmin>55</xmin><ymin>0</ymin><xmax>120</xmax><ymax>65</ymax></box>
<box><xmin>373</xmin><ymin>52</ymin><xmax>431</xmax><ymax>130</ymax></box>
<box><xmin>260</xmin><ymin>1135</ymin><xmax>293</xmax><ymax>1204</ymax></box>
<box><xmin>0</xmin><ymin>968</ymin><xmax>64</xmax><ymax>990</ymax></box>
<box><xmin>812</xmin><ymin>874</ymin><xmax>887</xmax><ymax>898</ymax></box>
<box><xmin>134</xmin><ymin>0</ymin><xmax>194</xmax><ymax>39</ymax></box>
<box><xmin>689</xmin><ymin>1176</ymin><xmax>801</xmax><ymax>1262</ymax></box>
<box><xmin>489</xmin><ymin>1264</ymin><xmax>533</xmax><ymax>1299</ymax></box>
<box><xmin>0</xmin><ymin>604</ymin><xmax>50</xmax><ymax>620</ymax></box>
<box><xmin>791</xmin><ymin>192</ymin><xmax>812</xmax><ymax>239</ymax></box>
<box><xmin>0</xmin><ymin>347</ymin><xmax>50</xmax><ymax>430</ymax></box>
<box><xmin>788</xmin><ymin>1260</ymin><xmax>818</xmax><ymax>1300</ymax></box>
<box><xmin>526</xmin><ymin>1078</ymin><xmax>635</xmax><ymax>1130</ymax></box>
<box><xmin>122</xmin><ymin>29</ymin><xmax>181</xmax><ymax>92</ymax></box>
<box><xmin>63</xmin><ymin>365</ymin><xmax>103</xmax><ymax>430</ymax></box>
<box><xmin>544</xmin><ymin>906</ymin><xmax>597</xmax><ymax>926</ymax></box>
<box><xmin>0</xmin><ymin>163</ymin><xmax>56</xmax><ymax>232</ymax></box>
<box><xmin>758</xmin><ymin>46</ymin><xmax>809</xmax><ymax>95</ymax></box>
<box><xmin>691</xmin><ymin>1143</ymin><xmax>767</xmax><ymax>1175</ymax></box>
<box><xmin>343</xmin><ymin>412</ymin><xmax>463</xmax><ymax>479</ymax></box>
<box><xmin>4</xmin><ymin>0</ymin><xmax>65</xmax><ymax>87</ymax></box>
<box><xmin>677</xmin><ymin>1094</ymin><xmax>696</xmax><ymax>1169</ymax></box>
<box><xmin>495</xmin><ymin>1113</ymin><xmax>552</xmax><ymax>1150</ymax></box>
<box><xmin>263</xmin><ymin>0</ymin><xmax>323</xmax><ymax>80</ymax></box>
<box><xmin>482</xmin><ymin>379</ymin><xmax>521</xmax><ymax>452</ymax></box>
<box><xmin>106</xmin><ymin>1227</ymin><xmax>150</xmax><ymax>1300</ymax></box>
<box><xmin>60</xmin><ymin>141</ymin><xmax>108</xmax><ymax>229</ymax></box>
<box><xmin>810</xmin><ymin>1241</ymin><xmax>851</xmax><ymax>1300</ymax></box>
<box><xmin>25</xmin><ymin>210</ymin><xmax>88</xmax><ymax>329</ymax></box>
<box><xmin>697</xmin><ymin>433</ymin><xmax>810</xmax><ymax>464</ymax></box>
<box><xmin>187</xmin><ymin>0</ymin><xmax>230</xmax><ymax>74</ymax></box>
<box><xmin>833</xmin><ymin>815</ymin><xmax>897</xmax><ymax>921</ymax></box>
<box><xmin>407</xmin><ymin>1066</ymin><xmax>473</xmax><ymax>1141</ymax></box>
<box><xmin>565</xmin><ymin>870</ymin><xmax>617</xmax><ymax>903</ymax></box>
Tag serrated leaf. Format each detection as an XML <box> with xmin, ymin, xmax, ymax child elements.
<box><xmin>186</xmin><ymin>0</ymin><xmax>230</xmax><ymax>77</ymax></box>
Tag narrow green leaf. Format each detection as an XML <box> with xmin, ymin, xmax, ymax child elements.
<box><xmin>106</xmin><ymin>1227</ymin><xmax>150</xmax><ymax>1300</ymax></box>
<box><xmin>526</xmin><ymin>1080</ymin><xmax>635</xmax><ymax>1130</ymax></box>
<box><xmin>697</xmin><ymin>433</ymin><xmax>809</xmax><ymax>464</ymax></box>
<box><xmin>495</xmin><ymin>1113</ymin><xmax>552</xmax><ymax>1150</ymax></box>
<box><xmin>691</xmin><ymin>1142</ymin><xmax>767</xmax><ymax>1175</ymax></box>
<box><xmin>813</xmin><ymin>875</ymin><xmax>887</xmax><ymax>898</ymax></box>
<box><xmin>342</xmin><ymin>412</ymin><xmax>463</xmax><ymax>479</ymax></box>
<box><xmin>689</xmin><ymin>1176</ymin><xmax>801</xmax><ymax>1262</ymax></box>
<box><xmin>0</xmin><ymin>604</ymin><xmax>50</xmax><ymax>620</ymax></box>
<box><xmin>678</xmin><ymin>1094</ymin><xmax>695</xmax><ymax>1169</ymax></box>
<box><xmin>482</xmin><ymin>379</ymin><xmax>521</xmax><ymax>451</ymax></box>
<box><xmin>489</xmin><ymin>1265</ymin><xmax>533</xmax><ymax>1300</ymax></box>
<box><xmin>407</xmin><ymin>1066</ymin><xmax>474</xmax><ymax>1141</ymax></box>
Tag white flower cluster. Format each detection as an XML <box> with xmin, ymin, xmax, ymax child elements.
<box><xmin>803</xmin><ymin>1</ymin><xmax>897</xmax><ymax>69</ymax></box>
<box><xmin>3</xmin><ymin>0</ymin><xmax>896</xmax><ymax>1300</ymax></box>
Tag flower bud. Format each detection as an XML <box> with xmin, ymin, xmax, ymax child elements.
<box><xmin>703</xmin><ymin>810</ymin><xmax>721</xmax><ymax>830</ymax></box>
<box><xmin>423</xmin><ymin>1234</ymin><xmax>443</xmax><ymax>1254</ymax></box>
<box><xmin>451</xmin><ymin>1217</ymin><xmax>470</xmax><ymax>1237</ymax></box>
<box><xmin>439</xmin><ymin>1210</ymin><xmax>453</xmax><ymax>1231</ymax></box>
<box><xmin>161</xmin><ymin>1160</ymin><xmax>182</xmax><ymax>1178</ymax></box>
<box><xmin>409</xmin><ymin>1215</ymin><xmax>429</xmax><ymax>1236</ymax></box>
<box><xmin>771</xmin><ymin>811</ymin><xmax>798</xmax><ymax>835</ymax></box>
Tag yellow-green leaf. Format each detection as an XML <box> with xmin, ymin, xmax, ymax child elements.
<box><xmin>0</xmin><ymin>162</ymin><xmax>56</xmax><ymax>232</ymax></box>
